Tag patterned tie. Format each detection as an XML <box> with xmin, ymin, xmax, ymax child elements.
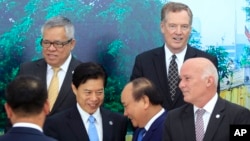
<box><xmin>48</xmin><ymin>67</ymin><xmax>60</xmax><ymax>111</ymax></box>
<box><xmin>168</xmin><ymin>55</ymin><xmax>178</xmax><ymax>101</ymax></box>
<box><xmin>195</xmin><ymin>109</ymin><xmax>206</xmax><ymax>141</ymax></box>
<box><xmin>137</xmin><ymin>128</ymin><xmax>146</xmax><ymax>141</ymax></box>
<box><xmin>88</xmin><ymin>115</ymin><xmax>99</xmax><ymax>141</ymax></box>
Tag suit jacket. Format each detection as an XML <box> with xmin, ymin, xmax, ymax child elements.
<box><xmin>132</xmin><ymin>111</ymin><xmax>167</xmax><ymax>141</ymax></box>
<box><xmin>0</xmin><ymin>127</ymin><xmax>57</xmax><ymax>141</ymax></box>
<box><xmin>18</xmin><ymin>56</ymin><xmax>81</xmax><ymax>115</ymax></box>
<box><xmin>163</xmin><ymin>97</ymin><xmax>250</xmax><ymax>141</ymax></box>
<box><xmin>43</xmin><ymin>106</ymin><xmax>128</xmax><ymax>141</ymax></box>
<box><xmin>130</xmin><ymin>45</ymin><xmax>218</xmax><ymax>111</ymax></box>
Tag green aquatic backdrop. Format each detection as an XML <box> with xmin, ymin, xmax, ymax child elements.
<box><xmin>1</xmin><ymin>0</ymin><xmax>250</xmax><ymax>132</ymax></box>
<box><xmin>0</xmin><ymin>0</ymin><xmax>164</xmax><ymax>130</ymax></box>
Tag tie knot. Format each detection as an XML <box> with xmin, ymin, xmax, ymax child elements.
<box><xmin>88</xmin><ymin>115</ymin><xmax>96</xmax><ymax>123</ymax></box>
<box><xmin>196</xmin><ymin>109</ymin><xmax>206</xmax><ymax>116</ymax></box>
<box><xmin>52</xmin><ymin>67</ymin><xmax>60</xmax><ymax>74</ymax></box>
<box><xmin>172</xmin><ymin>54</ymin><xmax>177</xmax><ymax>60</ymax></box>
<box><xmin>140</xmin><ymin>128</ymin><xmax>146</xmax><ymax>134</ymax></box>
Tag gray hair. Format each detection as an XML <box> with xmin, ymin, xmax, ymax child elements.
<box><xmin>161</xmin><ymin>2</ymin><xmax>193</xmax><ymax>25</ymax></box>
<box><xmin>41</xmin><ymin>16</ymin><xmax>75</xmax><ymax>39</ymax></box>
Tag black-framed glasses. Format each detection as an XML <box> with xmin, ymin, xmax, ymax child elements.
<box><xmin>40</xmin><ymin>39</ymin><xmax>72</xmax><ymax>48</ymax></box>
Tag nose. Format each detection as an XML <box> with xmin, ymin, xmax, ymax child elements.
<box><xmin>179</xmin><ymin>79</ymin><xmax>184</xmax><ymax>89</ymax></box>
<box><xmin>123</xmin><ymin>110</ymin><xmax>128</xmax><ymax>116</ymax></box>
<box><xmin>175</xmin><ymin>26</ymin><xmax>182</xmax><ymax>34</ymax></box>
<box><xmin>90</xmin><ymin>93</ymin><xmax>98</xmax><ymax>101</ymax></box>
<box><xmin>47</xmin><ymin>43</ymin><xmax>57</xmax><ymax>50</ymax></box>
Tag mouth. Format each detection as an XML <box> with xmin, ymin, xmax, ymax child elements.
<box><xmin>89</xmin><ymin>103</ymin><xmax>99</xmax><ymax>109</ymax></box>
<box><xmin>173</xmin><ymin>37</ymin><xmax>183</xmax><ymax>41</ymax></box>
<box><xmin>47</xmin><ymin>54</ymin><xmax>57</xmax><ymax>59</ymax></box>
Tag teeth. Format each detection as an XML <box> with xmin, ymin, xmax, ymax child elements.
<box><xmin>173</xmin><ymin>37</ymin><xmax>182</xmax><ymax>40</ymax></box>
<box><xmin>89</xmin><ymin>104</ymin><xmax>97</xmax><ymax>108</ymax></box>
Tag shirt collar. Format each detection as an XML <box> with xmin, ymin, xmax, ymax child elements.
<box><xmin>164</xmin><ymin>44</ymin><xmax>187</xmax><ymax>62</ymax></box>
<box><xmin>47</xmin><ymin>53</ymin><xmax>72</xmax><ymax>72</ymax></box>
<box><xmin>13</xmin><ymin>122</ymin><xmax>43</xmax><ymax>132</ymax></box>
<box><xmin>144</xmin><ymin>108</ymin><xmax>165</xmax><ymax>131</ymax></box>
<box><xmin>194</xmin><ymin>93</ymin><xmax>218</xmax><ymax>114</ymax></box>
<box><xmin>76</xmin><ymin>103</ymin><xmax>101</xmax><ymax>124</ymax></box>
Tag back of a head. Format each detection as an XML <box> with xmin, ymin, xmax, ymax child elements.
<box><xmin>132</xmin><ymin>77</ymin><xmax>163</xmax><ymax>105</ymax></box>
<box><xmin>5</xmin><ymin>75</ymin><xmax>47</xmax><ymax>116</ymax></box>
<box><xmin>41</xmin><ymin>16</ymin><xmax>75</xmax><ymax>39</ymax></box>
<box><xmin>161</xmin><ymin>1</ymin><xmax>193</xmax><ymax>25</ymax></box>
<box><xmin>72</xmin><ymin>62</ymin><xmax>107</xmax><ymax>88</ymax></box>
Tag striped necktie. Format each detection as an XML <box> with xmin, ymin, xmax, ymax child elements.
<box><xmin>195</xmin><ymin>109</ymin><xmax>206</xmax><ymax>141</ymax></box>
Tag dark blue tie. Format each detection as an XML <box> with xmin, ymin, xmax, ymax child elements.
<box><xmin>88</xmin><ymin>115</ymin><xmax>99</xmax><ymax>141</ymax></box>
<box><xmin>137</xmin><ymin>128</ymin><xmax>146</xmax><ymax>141</ymax></box>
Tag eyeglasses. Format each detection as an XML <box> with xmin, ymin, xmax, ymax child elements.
<box><xmin>40</xmin><ymin>39</ymin><xmax>72</xmax><ymax>48</ymax></box>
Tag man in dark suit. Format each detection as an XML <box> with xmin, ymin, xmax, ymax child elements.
<box><xmin>162</xmin><ymin>58</ymin><xmax>250</xmax><ymax>141</ymax></box>
<box><xmin>121</xmin><ymin>77</ymin><xmax>167</xmax><ymax>141</ymax></box>
<box><xmin>0</xmin><ymin>75</ymin><xmax>56</xmax><ymax>141</ymax></box>
<box><xmin>44</xmin><ymin>62</ymin><xmax>128</xmax><ymax>141</ymax></box>
<box><xmin>130</xmin><ymin>2</ymin><xmax>218</xmax><ymax>111</ymax></box>
<box><xmin>18</xmin><ymin>16</ymin><xmax>81</xmax><ymax>115</ymax></box>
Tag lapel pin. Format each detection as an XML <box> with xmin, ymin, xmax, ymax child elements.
<box><xmin>109</xmin><ymin>121</ymin><xmax>113</xmax><ymax>125</ymax></box>
<box><xmin>216</xmin><ymin>114</ymin><xmax>220</xmax><ymax>118</ymax></box>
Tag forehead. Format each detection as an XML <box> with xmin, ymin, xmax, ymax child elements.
<box><xmin>43</xmin><ymin>27</ymin><xmax>66</xmax><ymax>38</ymax></box>
<box><xmin>180</xmin><ymin>62</ymin><xmax>195</xmax><ymax>75</ymax></box>
<box><xmin>165</xmin><ymin>10</ymin><xmax>190</xmax><ymax>24</ymax></box>
<box><xmin>80</xmin><ymin>78</ymin><xmax>104</xmax><ymax>89</ymax></box>
<box><xmin>121</xmin><ymin>83</ymin><xmax>133</xmax><ymax>102</ymax></box>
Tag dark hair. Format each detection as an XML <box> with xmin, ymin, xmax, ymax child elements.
<box><xmin>131</xmin><ymin>77</ymin><xmax>163</xmax><ymax>105</ymax></box>
<box><xmin>5</xmin><ymin>75</ymin><xmax>47</xmax><ymax>115</ymax></box>
<box><xmin>161</xmin><ymin>2</ymin><xmax>193</xmax><ymax>25</ymax></box>
<box><xmin>72</xmin><ymin>62</ymin><xmax>107</xmax><ymax>88</ymax></box>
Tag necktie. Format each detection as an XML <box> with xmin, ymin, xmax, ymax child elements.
<box><xmin>48</xmin><ymin>67</ymin><xmax>60</xmax><ymax>111</ymax></box>
<box><xmin>137</xmin><ymin>128</ymin><xmax>146</xmax><ymax>141</ymax></box>
<box><xmin>168</xmin><ymin>55</ymin><xmax>178</xmax><ymax>101</ymax></box>
<box><xmin>88</xmin><ymin>115</ymin><xmax>99</xmax><ymax>141</ymax></box>
<box><xmin>195</xmin><ymin>109</ymin><xmax>206</xmax><ymax>141</ymax></box>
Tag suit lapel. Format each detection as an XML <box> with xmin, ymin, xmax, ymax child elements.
<box><xmin>101</xmin><ymin>108</ymin><xmax>114</xmax><ymax>141</ymax></box>
<box><xmin>52</xmin><ymin>57</ymin><xmax>79</xmax><ymax>112</ymax></box>
<box><xmin>35</xmin><ymin>59</ymin><xmax>47</xmax><ymax>87</ymax></box>
<box><xmin>152</xmin><ymin>47</ymin><xmax>173</xmax><ymax>105</ymax></box>
<box><xmin>66</xmin><ymin>107</ymin><xmax>89</xmax><ymax>141</ymax></box>
<box><xmin>184</xmin><ymin>45</ymin><xmax>197</xmax><ymax>61</ymax></box>
<box><xmin>181</xmin><ymin>104</ymin><xmax>196</xmax><ymax>141</ymax></box>
<box><xmin>204</xmin><ymin>98</ymin><xmax>225</xmax><ymax>141</ymax></box>
<box><xmin>143</xmin><ymin>111</ymin><xmax>167</xmax><ymax>140</ymax></box>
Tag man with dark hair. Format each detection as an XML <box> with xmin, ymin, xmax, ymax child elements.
<box><xmin>121</xmin><ymin>77</ymin><xmax>167</xmax><ymax>141</ymax></box>
<box><xmin>44</xmin><ymin>62</ymin><xmax>128</xmax><ymax>141</ymax></box>
<box><xmin>0</xmin><ymin>75</ymin><xmax>56</xmax><ymax>141</ymax></box>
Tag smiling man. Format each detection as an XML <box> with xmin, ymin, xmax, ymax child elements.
<box><xmin>130</xmin><ymin>2</ymin><xmax>218</xmax><ymax>111</ymax></box>
<box><xmin>18</xmin><ymin>16</ymin><xmax>82</xmax><ymax>115</ymax></box>
<box><xmin>43</xmin><ymin>62</ymin><xmax>128</xmax><ymax>141</ymax></box>
<box><xmin>121</xmin><ymin>77</ymin><xmax>166</xmax><ymax>141</ymax></box>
